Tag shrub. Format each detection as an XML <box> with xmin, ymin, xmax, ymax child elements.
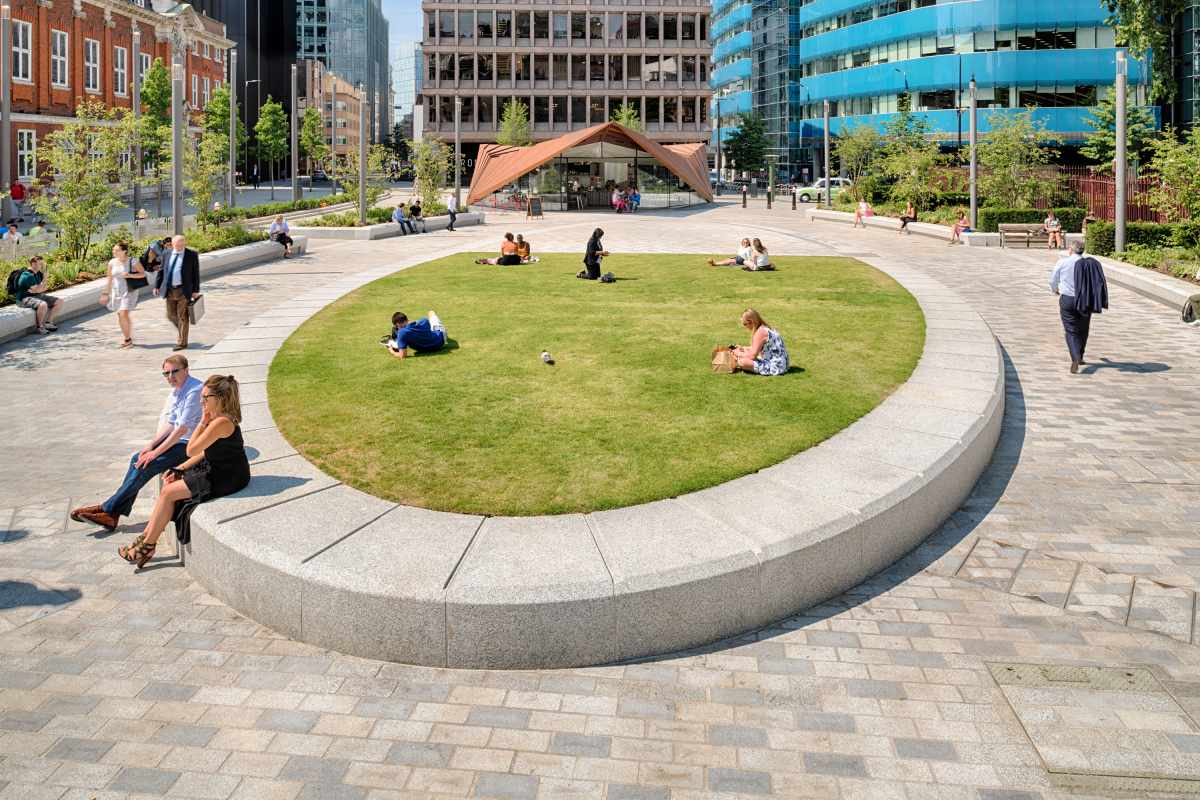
<box><xmin>1084</xmin><ymin>221</ymin><xmax>1177</xmax><ymax>256</ymax></box>
<box><xmin>977</xmin><ymin>207</ymin><xmax>1086</xmax><ymax>234</ymax></box>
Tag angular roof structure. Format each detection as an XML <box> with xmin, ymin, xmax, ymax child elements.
<box><xmin>467</xmin><ymin>123</ymin><xmax>713</xmax><ymax>206</ymax></box>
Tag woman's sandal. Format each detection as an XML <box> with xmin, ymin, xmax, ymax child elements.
<box><xmin>117</xmin><ymin>535</ymin><xmax>156</xmax><ymax>568</ymax></box>
<box><xmin>120</xmin><ymin>338</ymin><xmax>133</xmax><ymax>349</ymax></box>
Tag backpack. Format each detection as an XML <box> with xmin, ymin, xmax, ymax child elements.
<box><xmin>5</xmin><ymin>268</ymin><xmax>29</xmax><ymax>298</ymax></box>
<box><xmin>1184</xmin><ymin>294</ymin><xmax>1200</xmax><ymax>325</ymax></box>
<box><xmin>599</xmin><ymin>272</ymin><xmax>615</xmax><ymax>283</ymax></box>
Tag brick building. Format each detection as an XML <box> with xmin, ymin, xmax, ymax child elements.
<box><xmin>8</xmin><ymin>0</ymin><xmax>234</xmax><ymax>183</ymax></box>
<box><xmin>299</xmin><ymin>58</ymin><xmax>363</xmax><ymax>161</ymax></box>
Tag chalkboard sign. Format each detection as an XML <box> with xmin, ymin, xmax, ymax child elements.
<box><xmin>527</xmin><ymin>196</ymin><xmax>544</xmax><ymax>219</ymax></box>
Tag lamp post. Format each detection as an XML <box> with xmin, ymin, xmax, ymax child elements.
<box><xmin>244</xmin><ymin>77</ymin><xmax>260</xmax><ymax>189</ymax></box>
<box><xmin>968</xmin><ymin>77</ymin><xmax>977</xmax><ymax>230</ymax></box>
<box><xmin>357</xmin><ymin>83</ymin><xmax>367</xmax><ymax>226</ymax></box>
<box><xmin>228</xmin><ymin>49</ymin><xmax>237</xmax><ymax>207</ymax></box>
<box><xmin>132</xmin><ymin>26</ymin><xmax>143</xmax><ymax>219</ymax></box>
<box><xmin>454</xmin><ymin>95</ymin><xmax>462</xmax><ymax>209</ymax></box>
<box><xmin>0</xmin><ymin>1</ymin><xmax>13</xmax><ymax>222</ymax></box>
<box><xmin>1115</xmin><ymin>50</ymin><xmax>1128</xmax><ymax>253</ymax></box>
<box><xmin>171</xmin><ymin>34</ymin><xmax>186</xmax><ymax>235</ymax></box>
<box><xmin>822</xmin><ymin>98</ymin><xmax>831</xmax><ymax>209</ymax></box>
<box><xmin>715</xmin><ymin>96</ymin><xmax>721</xmax><ymax>193</ymax></box>
<box><xmin>291</xmin><ymin>63</ymin><xmax>300</xmax><ymax>201</ymax></box>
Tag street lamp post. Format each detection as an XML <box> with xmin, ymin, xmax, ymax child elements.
<box><xmin>244</xmin><ymin>78</ymin><xmax>260</xmax><ymax>188</ymax></box>
<box><xmin>0</xmin><ymin>1</ymin><xmax>13</xmax><ymax>222</ymax></box>
<box><xmin>1115</xmin><ymin>50</ymin><xmax>1128</xmax><ymax>253</ymax></box>
<box><xmin>291</xmin><ymin>63</ymin><xmax>300</xmax><ymax>202</ymax></box>
<box><xmin>968</xmin><ymin>77</ymin><xmax>978</xmax><ymax>230</ymax></box>
<box><xmin>357</xmin><ymin>84</ymin><xmax>367</xmax><ymax>226</ymax></box>
<box><xmin>715</xmin><ymin>96</ymin><xmax>721</xmax><ymax>193</ymax></box>
<box><xmin>454</xmin><ymin>96</ymin><xmax>462</xmax><ymax>209</ymax></box>
<box><xmin>132</xmin><ymin>26</ymin><xmax>143</xmax><ymax>219</ymax></box>
<box><xmin>822</xmin><ymin>99</ymin><xmax>831</xmax><ymax>209</ymax></box>
<box><xmin>171</xmin><ymin>34</ymin><xmax>186</xmax><ymax>235</ymax></box>
<box><xmin>228</xmin><ymin>49</ymin><xmax>237</xmax><ymax>207</ymax></box>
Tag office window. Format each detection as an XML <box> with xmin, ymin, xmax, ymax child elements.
<box><xmin>553</xmin><ymin>13</ymin><xmax>568</xmax><ymax>41</ymax></box>
<box><xmin>534</xmin><ymin>12</ymin><xmax>549</xmax><ymax>39</ymax></box>
<box><xmin>534</xmin><ymin>54</ymin><xmax>549</xmax><ymax>81</ymax></box>
<box><xmin>609</xmin><ymin>14</ymin><xmax>624</xmax><ymax>41</ymax></box>
<box><xmin>459</xmin><ymin>11</ymin><xmax>473</xmax><ymax>40</ymax></box>
<box><xmin>461</xmin><ymin>98</ymin><xmax>474</xmax><ymax>123</ymax></box>
<box><xmin>682</xmin><ymin>15</ymin><xmax>695</xmax><ymax>41</ymax></box>
<box><xmin>439</xmin><ymin>53</ymin><xmax>454</xmax><ymax>81</ymax></box>
<box><xmin>609</xmin><ymin>54</ymin><xmax>623</xmax><ymax>82</ymax></box>
<box><xmin>17</xmin><ymin>130</ymin><xmax>35</xmax><ymax>180</ymax></box>
<box><xmin>115</xmin><ymin>46</ymin><xmax>128</xmax><ymax>96</ymax></box>
<box><xmin>700</xmin><ymin>15</ymin><xmax>708</xmax><ymax>40</ymax></box>
<box><xmin>477</xmin><ymin>11</ymin><xmax>493</xmax><ymax>39</ymax></box>
<box><xmin>496</xmin><ymin>11</ymin><xmax>512</xmax><ymax>41</ymax></box>
<box><xmin>51</xmin><ymin>30</ymin><xmax>69</xmax><ymax>87</ymax></box>
<box><xmin>626</xmin><ymin>55</ymin><xmax>641</xmax><ymax>81</ymax></box>
<box><xmin>664</xmin><ymin>97</ymin><xmax>678</xmax><ymax>123</ymax></box>
<box><xmin>662</xmin><ymin>55</ymin><xmax>677</xmax><ymax>82</ymax></box>
<box><xmin>479</xmin><ymin>96</ymin><xmax>493</xmax><ymax>124</ymax></box>
<box><xmin>535</xmin><ymin>96</ymin><xmax>549</xmax><ymax>123</ymax></box>
<box><xmin>497</xmin><ymin>53</ymin><xmax>512</xmax><ymax>80</ymax></box>
<box><xmin>664</xmin><ymin>14</ymin><xmax>678</xmax><ymax>41</ymax></box>
<box><xmin>646</xmin><ymin>14</ymin><xmax>659</xmax><ymax>41</ymax></box>
<box><xmin>439</xmin><ymin>12</ymin><xmax>454</xmax><ymax>39</ymax></box>
<box><xmin>571</xmin><ymin>54</ymin><xmax>586</xmax><ymax>82</ymax></box>
<box><xmin>516</xmin><ymin>54</ymin><xmax>530</xmax><ymax>81</ymax></box>
<box><xmin>683</xmin><ymin>97</ymin><xmax>696</xmax><ymax>123</ymax></box>
<box><xmin>590</xmin><ymin>96</ymin><xmax>605</xmax><ymax>124</ymax></box>
<box><xmin>553</xmin><ymin>54</ymin><xmax>568</xmax><ymax>81</ymax></box>
<box><xmin>628</xmin><ymin>14</ymin><xmax>641</xmax><ymax>40</ymax></box>
<box><xmin>645</xmin><ymin>96</ymin><xmax>660</xmax><ymax>123</ymax></box>
<box><xmin>478</xmin><ymin>53</ymin><xmax>494</xmax><ymax>81</ymax></box>
<box><xmin>440</xmin><ymin>96</ymin><xmax>454</xmax><ymax>124</ymax></box>
<box><xmin>426</xmin><ymin>11</ymin><xmax>436</xmax><ymax>38</ymax></box>
<box><xmin>572</xmin><ymin>13</ymin><xmax>586</xmax><ymax>40</ymax></box>
<box><xmin>459</xmin><ymin>54</ymin><xmax>474</xmax><ymax>81</ymax></box>
<box><xmin>84</xmin><ymin>39</ymin><xmax>100</xmax><ymax>92</ymax></box>
<box><xmin>553</xmin><ymin>95</ymin><xmax>567</xmax><ymax>123</ymax></box>
<box><xmin>682</xmin><ymin>55</ymin><xmax>696</xmax><ymax>82</ymax></box>
<box><xmin>589</xmin><ymin>14</ymin><xmax>604</xmax><ymax>40</ymax></box>
<box><xmin>12</xmin><ymin>20</ymin><xmax>32</xmax><ymax>81</ymax></box>
<box><xmin>571</xmin><ymin>96</ymin><xmax>586</xmax><ymax>124</ymax></box>
<box><xmin>643</xmin><ymin>54</ymin><xmax>659</xmax><ymax>82</ymax></box>
<box><xmin>428</xmin><ymin>58</ymin><xmax>437</xmax><ymax>82</ymax></box>
<box><xmin>589</xmin><ymin>55</ymin><xmax>604</xmax><ymax>82</ymax></box>
<box><xmin>516</xmin><ymin>12</ymin><xmax>531</xmax><ymax>40</ymax></box>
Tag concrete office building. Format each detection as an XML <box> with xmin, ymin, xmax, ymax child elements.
<box><xmin>727</xmin><ymin>0</ymin><xmax>1154</xmax><ymax>183</ymax></box>
<box><xmin>419</xmin><ymin>1</ymin><xmax>713</xmax><ymax>179</ymax></box>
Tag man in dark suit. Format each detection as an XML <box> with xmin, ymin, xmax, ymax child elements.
<box><xmin>154</xmin><ymin>234</ymin><xmax>201</xmax><ymax>351</ymax></box>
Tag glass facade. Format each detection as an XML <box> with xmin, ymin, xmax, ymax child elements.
<box><xmin>718</xmin><ymin>0</ymin><xmax>1155</xmax><ymax>182</ymax></box>
<box><xmin>711</xmin><ymin>0</ymin><xmax>753</xmax><ymax>163</ymax></box>
<box><xmin>1179</xmin><ymin>1</ymin><xmax>1199</xmax><ymax>129</ymax></box>
<box><xmin>298</xmin><ymin>0</ymin><xmax>391</xmax><ymax>141</ymax></box>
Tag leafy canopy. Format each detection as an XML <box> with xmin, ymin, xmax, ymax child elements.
<box><xmin>832</xmin><ymin>125</ymin><xmax>883</xmax><ymax>201</ymax></box>
<box><xmin>975</xmin><ymin>110</ymin><xmax>1060</xmax><ymax>208</ymax></box>
<box><xmin>1104</xmin><ymin>0</ymin><xmax>1187</xmax><ymax>102</ymax></box>
<box><xmin>203</xmin><ymin>83</ymin><xmax>248</xmax><ymax>155</ymax></box>
<box><xmin>497</xmin><ymin>99</ymin><xmax>532</xmax><ymax>146</ymax></box>
<box><xmin>723</xmin><ymin>113</ymin><xmax>768</xmax><ymax>173</ymax></box>
<box><xmin>610</xmin><ymin>102</ymin><xmax>644</xmax><ymax>133</ymax></box>
<box><xmin>879</xmin><ymin>104</ymin><xmax>944</xmax><ymax>207</ymax></box>
<box><xmin>408</xmin><ymin>138</ymin><xmax>452</xmax><ymax>211</ymax></box>
<box><xmin>254</xmin><ymin>96</ymin><xmax>290</xmax><ymax>198</ymax></box>
<box><xmin>1145</xmin><ymin>125</ymin><xmax>1200</xmax><ymax>222</ymax></box>
<box><xmin>1080</xmin><ymin>87</ymin><xmax>1158</xmax><ymax>171</ymax></box>
<box><xmin>299</xmin><ymin>106</ymin><xmax>329</xmax><ymax>173</ymax></box>
<box><xmin>139</xmin><ymin>57</ymin><xmax>172</xmax><ymax>168</ymax></box>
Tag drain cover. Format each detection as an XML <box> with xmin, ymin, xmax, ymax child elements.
<box><xmin>990</xmin><ymin>662</ymin><xmax>1200</xmax><ymax>790</ymax></box>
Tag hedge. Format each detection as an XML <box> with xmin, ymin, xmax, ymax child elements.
<box><xmin>976</xmin><ymin>207</ymin><xmax>1086</xmax><ymax>234</ymax></box>
<box><xmin>1084</xmin><ymin>221</ymin><xmax>1200</xmax><ymax>256</ymax></box>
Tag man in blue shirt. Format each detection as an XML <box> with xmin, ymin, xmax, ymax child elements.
<box><xmin>388</xmin><ymin>310</ymin><xmax>446</xmax><ymax>360</ymax></box>
<box><xmin>391</xmin><ymin>205</ymin><xmax>416</xmax><ymax>235</ymax></box>
<box><xmin>70</xmin><ymin>354</ymin><xmax>204</xmax><ymax>530</ymax></box>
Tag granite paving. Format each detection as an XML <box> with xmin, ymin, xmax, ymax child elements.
<box><xmin>1</xmin><ymin>200</ymin><xmax>1199</xmax><ymax>798</ymax></box>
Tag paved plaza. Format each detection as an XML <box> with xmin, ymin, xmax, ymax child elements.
<box><xmin>1</xmin><ymin>201</ymin><xmax>1199</xmax><ymax>799</ymax></box>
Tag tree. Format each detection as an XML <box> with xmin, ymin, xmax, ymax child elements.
<box><xmin>497</xmin><ymin>99</ymin><xmax>532</xmax><ymax>146</ymax></box>
<box><xmin>976</xmin><ymin>110</ymin><xmax>1060</xmax><ymax>208</ymax></box>
<box><xmin>31</xmin><ymin>99</ymin><xmax>137</xmax><ymax>263</ymax></box>
<box><xmin>299</xmin><ymin>106</ymin><xmax>329</xmax><ymax>175</ymax></box>
<box><xmin>388</xmin><ymin>122</ymin><xmax>408</xmax><ymax>161</ymax></box>
<box><xmin>202</xmin><ymin>84</ymin><xmax>247</xmax><ymax>159</ymax></box>
<box><xmin>610</xmin><ymin>102</ymin><xmax>644</xmax><ymax>132</ymax></box>
<box><xmin>139</xmin><ymin>57</ymin><xmax>173</xmax><ymax>205</ymax></box>
<box><xmin>877</xmin><ymin>105</ymin><xmax>943</xmax><ymax>207</ymax></box>
<box><xmin>175</xmin><ymin>130</ymin><xmax>229</xmax><ymax>229</ymax></box>
<box><xmin>328</xmin><ymin>143</ymin><xmax>391</xmax><ymax>218</ymax></box>
<box><xmin>723</xmin><ymin>113</ymin><xmax>768</xmax><ymax>174</ymax></box>
<box><xmin>1145</xmin><ymin>126</ymin><xmax>1200</xmax><ymax>222</ymax></box>
<box><xmin>408</xmin><ymin>137</ymin><xmax>451</xmax><ymax>210</ymax></box>
<box><xmin>1104</xmin><ymin>0</ymin><xmax>1187</xmax><ymax>102</ymax></box>
<box><xmin>254</xmin><ymin>96</ymin><xmax>289</xmax><ymax>200</ymax></box>
<box><xmin>1080</xmin><ymin>87</ymin><xmax>1158</xmax><ymax>171</ymax></box>
<box><xmin>833</xmin><ymin>125</ymin><xmax>883</xmax><ymax>201</ymax></box>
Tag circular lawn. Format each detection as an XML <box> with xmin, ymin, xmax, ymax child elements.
<box><xmin>268</xmin><ymin>253</ymin><xmax>924</xmax><ymax>516</ymax></box>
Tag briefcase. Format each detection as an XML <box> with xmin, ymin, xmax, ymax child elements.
<box><xmin>188</xmin><ymin>294</ymin><xmax>206</xmax><ymax>325</ymax></box>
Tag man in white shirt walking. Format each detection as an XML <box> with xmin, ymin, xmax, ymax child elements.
<box><xmin>446</xmin><ymin>195</ymin><xmax>458</xmax><ymax>232</ymax></box>
<box><xmin>1049</xmin><ymin>240</ymin><xmax>1088</xmax><ymax>373</ymax></box>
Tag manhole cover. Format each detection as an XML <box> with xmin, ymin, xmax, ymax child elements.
<box><xmin>989</xmin><ymin>662</ymin><xmax>1200</xmax><ymax>789</ymax></box>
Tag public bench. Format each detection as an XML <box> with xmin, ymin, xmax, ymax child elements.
<box><xmin>998</xmin><ymin>223</ymin><xmax>1053</xmax><ymax>248</ymax></box>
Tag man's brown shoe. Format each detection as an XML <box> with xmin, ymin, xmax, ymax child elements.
<box><xmin>70</xmin><ymin>504</ymin><xmax>103</xmax><ymax>523</ymax></box>
<box><xmin>77</xmin><ymin>509</ymin><xmax>119</xmax><ymax>531</ymax></box>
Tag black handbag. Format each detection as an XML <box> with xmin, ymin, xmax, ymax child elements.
<box><xmin>125</xmin><ymin>257</ymin><xmax>149</xmax><ymax>291</ymax></box>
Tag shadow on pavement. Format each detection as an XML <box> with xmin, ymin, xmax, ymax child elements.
<box><xmin>0</xmin><ymin>580</ymin><xmax>82</xmax><ymax>611</ymax></box>
<box><xmin>1082</xmin><ymin>357</ymin><xmax>1170</xmax><ymax>374</ymax></box>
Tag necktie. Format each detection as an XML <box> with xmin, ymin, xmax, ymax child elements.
<box><xmin>170</xmin><ymin>253</ymin><xmax>180</xmax><ymax>289</ymax></box>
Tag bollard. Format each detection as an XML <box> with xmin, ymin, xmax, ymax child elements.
<box><xmin>792</xmin><ymin>190</ymin><xmax>797</xmax><ymax>211</ymax></box>
<box><xmin>767</xmin><ymin>190</ymin><xmax>772</xmax><ymax>209</ymax></box>
<box><xmin>742</xmin><ymin>187</ymin><xmax>747</xmax><ymax>208</ymax></box>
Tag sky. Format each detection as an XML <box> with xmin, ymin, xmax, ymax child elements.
<box><xmin>384</xmin><ymin>0</ymin><xmax>421</xmax><ymax>48</ymax></box>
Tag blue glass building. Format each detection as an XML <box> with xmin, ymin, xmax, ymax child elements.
<box><xmin>714</xmin><ymin>0</ymin><xmax>1155</xmax><ymax>183</ymax></box>
<box><xmin>711</xmin><ymin>0</ymin><xmax>754</xmax><ymax>172</ymax></box>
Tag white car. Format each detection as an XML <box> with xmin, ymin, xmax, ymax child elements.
<box><xmin>792</xmin><ymin>177</ymin><xmax>851</xmax><ymax>203</ymax></box>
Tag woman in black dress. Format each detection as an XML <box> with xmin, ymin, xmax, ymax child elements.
<box><xmin>118</xmin><ymin>374</ymin><xmax>251</xmax><ymax>569</ymax></box>
<box><xmin>578</xmin><ymin>228</ymin><xmax>610</xmax><ymax>280</ymax></box>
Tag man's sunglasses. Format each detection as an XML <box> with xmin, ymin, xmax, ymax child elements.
<box><xmin>162</xmin><ymin>368</ymin><xmax>183</xmax><ymax>378</ymax></box>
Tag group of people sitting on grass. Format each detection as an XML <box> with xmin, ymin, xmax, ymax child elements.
<box><xmin>475</xmin><ymin>232</ymin><xmax>537</xmax><ymax>265</ymax></box>
<box><xmin>708</xmin><ymin>238</ymin><xmax>773</xmax><ymax>271</ymax></box>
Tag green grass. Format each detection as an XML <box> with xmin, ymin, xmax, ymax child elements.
<box><xmin>268</xmin><ymin>253</ymin><xmax>924</xmax><ymax>516</ymax></box>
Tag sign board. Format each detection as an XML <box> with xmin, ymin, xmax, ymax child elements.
<box><xmin>527</xmin><ymin>196</ymin><xmax>544</xmax><ymax>219</ymax></box>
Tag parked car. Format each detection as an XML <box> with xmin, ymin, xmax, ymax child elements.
<box><xmin>312</xmin><ymin>168</ymin><xmax>328</xmax><ymax>182</ymax></box>
<box><xmin>793</xmin><ymin>177</ymin><xmax>851</xmax><ymax>203</ymax></box>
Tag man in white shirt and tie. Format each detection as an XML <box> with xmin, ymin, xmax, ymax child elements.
<box><xmin>1049</xmin><ymin>239</ymin><xmax>1087</xmax><ymax>373</ymax></box>
<box><xmin>154</xmin><ymin>234</ymin><xmax>201</xmax><ymax>351</ymax></box>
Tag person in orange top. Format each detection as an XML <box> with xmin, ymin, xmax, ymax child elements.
<box><xmin>475</xmin><ymin>233</ymin><xmax>523</xmax><ymax>265</ymax></box>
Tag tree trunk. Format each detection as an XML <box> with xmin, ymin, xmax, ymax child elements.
<box><xmin>270</xmin><ymin>159</ymin><xmax>276</xmax><ymax>201</ymax></box>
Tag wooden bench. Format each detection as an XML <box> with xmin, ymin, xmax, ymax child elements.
<box><xmin>998</xmin><ymin>223</ymin><xmax>1053</xmax><ymax>248</ymax></box>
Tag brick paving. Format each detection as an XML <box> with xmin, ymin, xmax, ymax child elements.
<box><xmin>1</xmin><ymin>202</ymin><xmax>1199</xmax><ymax>799</ymax></box>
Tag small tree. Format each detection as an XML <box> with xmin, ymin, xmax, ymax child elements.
<box><xmin>179</xmin><ymin>131</ymin><xmax>230</xmax><ymax>229</ymax></box>
<box><xmin>32</xmin><ymin>99</ymin><xmax>137</xmax><ymax>263</ymax></box>
<box><xmin>254</xmin><ymin>96</ymin><xmax>289</xmax><ymax>200</ymax></box>
<box><xmin>1145</xmin><ymin>125</ymin><xmax>1200</xmax><ymax>222</ymax></box>
<box><xmin>878</xmin><ymin>105</ymin><xmax>943</xmax><ymax>207</ymax></box>
<box><xmin>976</xmin><ymin>110</ymin><xmax>1059</xmax><ymax>207</ymax></box>
<box><xmin>610</xmin><ymin>102</ymin><xmax>644</xmax><ymax>132</ymax></box>
<box><xmin>408</xmin><ymin>137</ymin><xmax>451</xmax><ymax>210</ymax></box>
<box><xmin>833</xmin><ymin>125</ymin><xmax>883</xmax><ymax>200</ymax></box>
<box><xmin>723</xmin><ymin>113</ymin><xmax>768</xmax><ymax>175</ymax></box>
<box><xmin>299</xmin><ymin>106</ymin><xmax>329</xmax><ymax>176</ymax></box>
<box><xmin>388</xmin><ymin>122</ymin><xmax>409</xmax><ymax>161</ymax></box>
<box><xmin>497</xmin><ymin>99</ymin><xmax>532</xmax><ymax>146</ymax></box>
<box><xmin>1081</xmin><ymin>87</ymin><xmax>1158</xmax><ymax>172</ymax></box>
<box><xmin>203</xmin><ymin>84</ymin><xmax>248</xmax><ymax>159</ymax></box>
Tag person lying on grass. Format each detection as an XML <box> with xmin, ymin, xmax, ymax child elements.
<box><xmin>387</xmin><ymin>310</ymin><xmax>447</xmax><ymax>359</ymax></box>
<box><xmin>708</xmin><ymin>238</ymin><xmax>753</xmax><ymax>267</ymax></box>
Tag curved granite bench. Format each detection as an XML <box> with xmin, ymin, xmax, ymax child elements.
<box><xmin>183</xmin><ymin>258</ymin><xmax>1005</xmax><ymax>669</ymax></box>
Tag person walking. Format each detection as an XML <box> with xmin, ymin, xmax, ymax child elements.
<box><xmin>251</xmin><ymin>163</ymin><xmax>260</xmax><ymax>190</ymax></box>
<box><xmin>100</xmin><ymin>242</ymin><xmax>147</xmax><ymax>348</ymax></box>
<box><xmin>446</xmin><ymin>194</ymin><xmax>458</xmax><ymax>231</ymax></box>
<box><xmin>1050</xmin><ymin>240</ymin><xmax>1108</xmax><ymax>373</ymax></box>
<box><xmin>154</xmin><ymin>234</ymin><xmax>201</xmax><ymax>351</ymax></box>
